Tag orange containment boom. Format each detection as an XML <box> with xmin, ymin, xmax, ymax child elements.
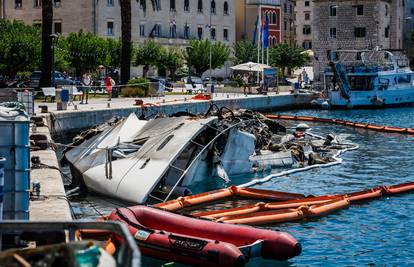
<box><xmin>154</xmin><ymin>182</ymin><xmax>414</xmax><ymax>226</ymax></box>
<box><xmin>154</xmin><ymin>186</ymin><xmax>306</xmax><ymax>212</ymax></box>
<box><xmin>265</xmin><ymin>114</ymin><xmax>414</xmax><ymax>135</ymax></box>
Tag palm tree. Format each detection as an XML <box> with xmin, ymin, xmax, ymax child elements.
<box><xmin>39</xmin><ymin>0</ymin><xmax>53</xmax><ymax>88</ymax></box>
<box><xmin>119</xmin><ymin>0</ymin><xmax>132</xmax><ymax>85</ymax></box>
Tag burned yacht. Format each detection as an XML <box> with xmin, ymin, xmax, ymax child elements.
<box><xmin>64</xmin><ymin>109</ymin><xmax>352</xmax><ymax>204</ymax></box>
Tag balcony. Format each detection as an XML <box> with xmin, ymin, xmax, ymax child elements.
<box><xmin>246</xmin><ymin>0</ymin><xmax>281</xmax><ymax>6</ymax></box>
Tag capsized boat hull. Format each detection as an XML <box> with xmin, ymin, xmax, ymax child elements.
<box><xmin>108</xmin><ymin>206</ymin><xmax>301</xmax><ymax>266</ymax></box>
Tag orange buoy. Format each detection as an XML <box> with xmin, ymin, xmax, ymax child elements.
<box><xmin>237</xmin><ymin>188</ymin><xmax>306</xmax><ymax>201</ymax></box>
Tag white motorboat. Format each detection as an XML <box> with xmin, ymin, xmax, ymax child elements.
<box><xmin>323</xmin><ymin>49</ymin><xmax>414</xmax><ymax>108</ymax></box>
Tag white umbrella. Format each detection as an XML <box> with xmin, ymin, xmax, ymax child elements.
<box><xmin>301</xmin><ymin>50</ymin><xmax>314</xmax><ymax>57</ymax></box>
<box><xmin>230</xmin><ymin>62</ymin><xmax>271</xmax><ymax>72</ymax></box>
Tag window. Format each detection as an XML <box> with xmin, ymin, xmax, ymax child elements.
<box><xmin>272</xmin><ymin>13</ymin><xmax>277</xmax><ymax>24</ymax></box>
<box><xmin>290</xmin><ymin>5</ymin><xmax>293</xmax><ymax>14</ymax></box>
<box><xmin>54</xmin><ymin>22</ymin><xmax>62</xmax><ymax>34</ymax></box>
<box><xmin>34</xmin><ymin>0</ymin><xmax>41</xmax><ymax>8</ymax></box>
<box><xmin>284</xmin><ymin>21</ymin><xmax>287</xmax><ymax>31</ymax></box>
<box><xmin>107</xmin><ymin>0</ymin><xmax>114</xmax><ymax>7</ymax></box>
<box><xmin>302</xmin><ymin>41</ymin><xmax>312</xmax><ymax>49</ymax></box>
<box><xmin>211</xmin><ymin>0</ymin><xmax>216</xmax><ymax>14</ymax></box>
<box><xmin>354</xmin><ymin>27</ymin><xmax>366</xmax><ymax>38</ymax></box>
<box><xmin>54</xmin><ymin>0</ymin><xmax>61</xmax><ymax>7</ymax></box>
<box><xmin>385</xmin><ymin>5</ymin><xmax>388</xmax><ymax>16</ymax></box>
<box><xmin>356</xmin><ymin>5</ymin><xmax>364</xmax><ymax>15</ymax></box>
<box><xmin>284</xmin><ymin>3</ymin><xmax>287</xmax><ymax>13</ymax></box>
<box><xmin>197</xmin><ymin>26</ymin><xmax>203</xmax><ymax>39</ymax></box>
<box><xmin>154</xmin><ymin>0</ymin><xmax>161</xmax><ymax>10</ymax></box>
<box><xmin>223</xmin><ymin>28</ymin><xmax>229</xmax><ymax>41</ymax></box>
<box><xmin>305</xmin><ymin>12</ymin><xmax>310</xmax><ymax>20</ymax></box>
<box><xmin>329</xmin><ymin>5</ymin><xmax>337</xmax><ymax>16</ymax></box>
<box><xmin>385</xmin><ymin>26</ymin><xmax>389</xmax><ymax>38</ymax></box>
<box><xmin>184</xmin><ymin>24</ymin><xmax>190</xmax><ymax>38</ymax></box>
<box><xmin>154</xmin><ymin>24</ymin><xmax>161</xmax><ymax>37</ymax></box>
<box><xmin>224</xmin><ymin>1</ymin><xmax>229</xmax><ymax>15</ymax></box>
<box><xmin>198</xmin><ymin>0</ymin><xmax>203</xmax><ymax>12</ymax></box>
<box><xmin>184</xmin><ymin>0</ymin><xmax>189</xmax><ymax>12</ymax></box>
<box><xmin>303</xmin><ymin>25</ymin><xmax>311</xmax><ymax>35</ymax></box>
<box><xmin>330</xmin><ymin>27</ymin><xmax>336</xmax><ymax>38</ymax></box>
<box><xmin>170</xmin><ymin>23</ymin><xmax>177</xmax><ymax>38</ymax></box>
<box><xmin>327</xmin><ymin>50</ymin><xmax>339</xmax><ymax>61</ymax></box>
<box><xmin>211</xmin><ymin>27</ymin><xmax>216</xmax><ymax>40</ymax></box>
<box><xmin>398</xmin><ymin>75</ymin><xmax>411</xmax><ymax>84</ymax></box>
<box><xmin>107</xmin><ymin>21</ymin><xmax>114</xmax><ymax>36</ymax></box>
<box><xmin>15</xmin><ymin>0</ymin><xmax>22</xmax><ymax>8</ymax></box>
<box><xmin>170</xmin><ymin>0</ymin><xmax>176</xmax><ymax>11</ymax></box>
<box><xmin>305</xmin><ymin>1</ymin><xmax>310</xmax><ymax>7</ymax></box>
<box><xmin>139</xmin><ymin>24</ymin><xmax>145</xmax><ymax>37</ymax></box>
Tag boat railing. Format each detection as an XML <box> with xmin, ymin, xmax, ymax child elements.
<box><xmin>163</xmin><ymin>119</ymin><xmax>257</xmax><ymax>202</ymax></box>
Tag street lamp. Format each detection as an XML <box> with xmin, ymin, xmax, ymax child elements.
<box><xmin>50</xmin><ymin>33</ymin><xmax>59</xmax><ymax>87</ymax></box>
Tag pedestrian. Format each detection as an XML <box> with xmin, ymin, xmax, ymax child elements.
<box><xmin>242</xmin><ymin>73</ymin><xmax>249</xmax><ymax>95</ymax></box>
<box><xmin>105</xmin><ymin>74</ymin><xmax>115</xmax><ymax>101</ymax></box>
<box><xmin>80</xmin><ymin>72</ymin><xmax>91</xmax><ymax>104</ymax></box>
<box><xmin>302</xmin><ymin>68</ymin><xmax>309</xmax><ymax>86</ymax></box>
<box><xmin>297</xmin><ymin>72</ymin><xmax>303</xmax><ymax>88</ymax></box>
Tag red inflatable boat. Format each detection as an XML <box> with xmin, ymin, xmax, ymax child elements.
<box><xmin>107</xmin><ymin>206</ymin><xmax>301</xmax><ymax>267</ymax></box>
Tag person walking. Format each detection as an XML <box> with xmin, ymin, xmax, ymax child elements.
<box><xmin>80</xmin><ymin>72</ymin><xmax>91</xmax><ymax>104</ymax></box>
<box><xmin>105</xmin><ymin>74</ymin><xmax>115</xmax><ymax>101</ymax></box>
<box><xmin>242</xmin><ymin>73</ymin><xmax>249</xmax><ymax>95</ymax></box>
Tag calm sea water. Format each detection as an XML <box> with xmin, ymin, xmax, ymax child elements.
<box><xmin>66</xmin><ymin>107</ymin><xmax>414</xmax><ymax>266</ymax></box>
<box><xmin>247</xmin><ymin>107</ymin><xmax>414</xmax><ymax>267</ymax></box>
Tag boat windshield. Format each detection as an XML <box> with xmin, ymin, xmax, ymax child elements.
<box><xmin>349</xmin><ymin>76</ymin><xmax>375</xmax><ymax>91</ymax></box>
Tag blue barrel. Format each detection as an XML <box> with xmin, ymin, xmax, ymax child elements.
<box><xmin>0</xmin><ymin>157</ymin><xmax>5</xmax><ymax>220</ymax></box>
<box><xmin>61</xmin><ymin>88</ymin><xmax>69</xmax><ymax>102</ymax></box>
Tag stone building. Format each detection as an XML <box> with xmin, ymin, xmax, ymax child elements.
<box><xmin>1</xmin><ymin>0</ymin><xmax>96</xmax><ymax>35</ymax></box>
<box><xmin>312</xmin><ymin>0</ymin><xmax>404</xmax><ymax>80</ymax></box>
<box><xmin>97</xmin><ymin>0</ymin><xmax>235</xmax><ymax>47</ymax></box>
<box><xmin>235</xmin><ymin>0</ymin><xmax>295</xmax><ymax>45</ymax></box>
<box><xmin>294</xmin><ymin>0</ymin><xmax>314</xmax><ymax>50</ymax></box>
<box><xmin>0</xmin><ymin>0</ymin><xmax>236</xmax><ymax>46</ymax></box>
<box><xmin>403</xmin><ymin>0</ymin><xmax>414</xmax><ymax>60</ymax></box>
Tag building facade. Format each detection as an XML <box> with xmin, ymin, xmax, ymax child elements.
<box><xmin>1</xmin><ymin>0</ymin><xmax>96</xmax><ymax>35</ymax></box>
<box><xmin>235</xmin><ymin>0</ymin><xmax>295</xmax><ymax>46</ymax></box>
<box><xmin>97</xmin><ymin>0</ymin><xmax>235</xmax><ymax>47</ymax></box>
<box><xmin>403</xmin><ymin>0</ymin><xmax>414</xmax><ymax>60</ymax></box>
<box><xmin>1</xmin><ymin>0</ymin><xmax>236</xmax><ymax>46</ymax></box>
<box><xmin>312</xmin><ymin>0</ymin><xmax>404</xmax><ymax>80</ymax></box>
<box><xmin>295</xmin><ymin>0</ymin><xmax>314</xmax><ymax>50</ymax></box>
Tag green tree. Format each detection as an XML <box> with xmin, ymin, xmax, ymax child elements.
<box><xmin>185</xmin><ymin>39</ymin><xmax>230</xmax><ymax>76</ymax></box>
<box><xmin>135</xmin><ymin>40</ymin><xmax>164</xmax><ymax>77</ymax></box>
<box><xmin>63</xmin><ymin>31</ymin><xmax>121</xmax><ymax>77</ymax></box>
<box><xmin>39</xmin><ymin>0</ymin><xmax>53</xmax><ymax>87</ymax></box>
<box><xmin>268</xmin><ymin>44</ymin><xmax>309</xmax><ymax>76</ymax></box>
<box><xmin>159</xmin><ymin>48</ymin><xmax>184</xmax><ymax>80</ymax></box>
<box><xmin>0</xmin><ymin>20</ymin><xmax>41</xmax><ymax>77</ymax></box>
<box><xmin>233</xmin><ymin>40</ymin><xmax>257</xmax><ymax>64</ymax></box>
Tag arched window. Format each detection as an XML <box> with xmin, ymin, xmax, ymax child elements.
<box><xmin>170</xmin><ymin>0</ymin><xmax>176</xmax><ymax>11</ymax></box>
<box><xmin>224</xmin><ymin>1</ymin><xmax>229</xmax><ymax>15</ymax></box>
<box><xmin>211</xmin><ymin>0</ymin><xmax>216</xmax><ymax>14</ymax></box>
<box><xmin>198</xmin><ymin>0</ymin><xmax>203</xmax><ymax>12</ymax></box>
<box><xmin>184</xmin><ymin>0</ymin><xmax>189</xmax><ymax>12</ymax></box>
<box><xmin>272</xmin><ymin>12</ymin><xmax>277</xmax><ymax>24</ymax></box>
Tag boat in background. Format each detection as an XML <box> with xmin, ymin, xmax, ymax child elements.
<box><xmin>322</xmin><ymin>49</ymin><xmax>414</xmax><ymax>108</ymax></box>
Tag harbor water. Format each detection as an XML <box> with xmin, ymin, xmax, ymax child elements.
<box><xmin>64</xmin><ymin>107</ymin><xmax>414</xmax><ymax>266</ymax></box>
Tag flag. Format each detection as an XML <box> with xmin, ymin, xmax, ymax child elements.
<box><xmin>263</xmin><ymin>13</ymin><xmax>269</xmax><ymax>48</ymax></box>
<box><xmin>252</xmin><ymin>16</ymin><xmax>259</xmax><ymax>45</ymax></box>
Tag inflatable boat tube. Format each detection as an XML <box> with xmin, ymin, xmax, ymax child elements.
<box><xmin>108</xmin><ymin>206</ymin><xmax>301</xmax><ymax>265</ymax></box>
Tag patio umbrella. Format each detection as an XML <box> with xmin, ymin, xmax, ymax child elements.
<box><xmin>301</xmin><ymin>50</ymin><xmax>314</xmax><ymax>57</ymax></box>
<box><xmin>230</xmin><ymin>62</ymin><xmax>271</xmax><ymax>72</ymax></box>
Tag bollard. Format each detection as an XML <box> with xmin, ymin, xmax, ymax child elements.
<box><xmin>74</xmin><ymin>104</ymin><xmax>78</xmax><ymax>110</ymax></box>
<box><xmin>32</xmin><ymin>180</ymin><xmax>41</xmax><ymax>198</ymax></box>
<box><xmin>107</xmin><ymin>102</ymin><xmax>111</xmax><ymax>108</ymax></box>
<box><xmin>163</xmin><ymin>99</ymin><xmax>166</xmax><ymax>103</ymax></box>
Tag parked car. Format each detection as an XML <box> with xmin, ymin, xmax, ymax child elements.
<box><xmin>148</xmin><ymin>77</ymin><xmax>173</xmax><ymax>92</ymax></box>
<box><xmin>29</xmin><ymin>71</ymin><xmax>74</xmax><ymax>90</ymax></box>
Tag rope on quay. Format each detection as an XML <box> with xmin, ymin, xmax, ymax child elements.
<box><xmin>266</xmin><ymin>114</ymin><xmax>414</xmax><ymax>135</ymax></box>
